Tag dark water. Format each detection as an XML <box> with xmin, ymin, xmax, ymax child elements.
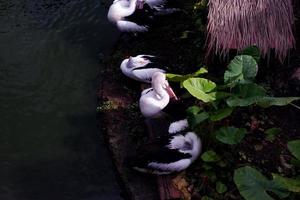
<box><xmin>0</xmin><ymin>0</ymin><xmax>123</xmax><ymax>199</ymax></box>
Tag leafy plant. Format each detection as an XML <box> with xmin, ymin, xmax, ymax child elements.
<box><xmin>215</xmin><ymin>181</ymin><xmax>227</xmax><ymax>194</ymax></box>
<box><xmin>201</xmin><ymin>150</ymin><xmax>221</xmax><ymax>162</ymax></box>
<box><xmin>265</xmin><ymin>128</ymin><xmax>281</xmax><ymax>142</ymax></box>
<box><xmin>168</xmin><ymin>47</ymin><xmax>300</xmax><ymax>200</ymax></box>
<box><xmin>182</xmin><ymin>78</ymin><xmax>216</xmax><ymax>102</ymax></box>
<box><xmin>224</xmin><ymin>55</ymin><xmax>258</xmax><ymax>85</ymax></box>
<box><xmin>168</xmin><ymin>54</ymin><xmax>300</xmax><ymax>117</ymax></box>
<box><xmin>234</xmin><ymin>166</ymin><xmax>300</xmax><ymax>200</ymax></box>
<box><xmin>288</xmin><ymin>140</ymin><xmax>300</xmax><ymax>160</ymax></box>
<box><xmin>215</xmin><ymin>126</ymin><xmax>246</xmax><ymax>145</ymax></box>
<box><xmin>287</xmin><ymin>140</ymin><xmax>300</xmax><ymax>168</ymax></box>
<box><xmin>234</xmin><ymin>166</ymin><xmax>290</xmax><ymax>200</ymax></box>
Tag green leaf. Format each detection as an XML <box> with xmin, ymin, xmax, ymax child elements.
<box><xmin>183</xmin><ymin>78</ymin><xmax>216</xmax><ymax>102</ymax></box>
<box><xmin>241</xmin><ymin>46</ymin><xmax>261</xmax><ymax>63</ymax></box>
<box><xmin>187</xmin><ymin>111</ymin><xmax>209</xmax><ymax>128</ymax></box>
<box><xmin>265</xmin><ymin>128</ymin><xmax>281</xmax><ymax>142</ymax></box>
<box><xmin>186</xmin><ymin>105</ymin><xmax>202</xmax><ymax>115</ymax></box>
<box><xmin>201</xmin><ymin>150</ymin><xmax>221</xmax><ymax>162</ymax></box>
<box><xmin>166</xmin><ymin>73</ymin><xmax>186</xmax><ymax>82</ymax></box>
<box><xmin>215</xmin><ymin>126</ymin><xmax>246</xmax><ymax>145</ymax></box>
<box><xmin>224</xmin><ymin>55</ymin><xmax>258</xmax><ymax>85</ymax></box>
<box><xmin>166</xmin><ymin>68</ymin><xmax>207</xmax><ymax>82</ymax></box>
<box><xmin>193</xmin><ymin>68</ymin><xmax>208</xmax><ymax>76</ymax></box>
<box><xmin>216</xmin><ymin>181</ymin><xmax>227</xmax><ymax>194</ymax></box>
<box><xmin>209</xmin><ymin>107</ymin><xmax>233</xmax><ymax>121</ymax></box>
<box><xmin>201</xmin><ymin>196</ymin><xmax>214</xmax><ymax>200</ymax></box>
<box><xmin>288</xmin><ymin>140</ymin><xmax>300</xmax><ymax>160</ymax></box>
<box><xmin>272</xmin><ymin>174</ymin><xmax>300</xmax><ymax>193</ymax></box>
<box><xmin>234</xmin><ymin>166</ymin><xmax>290</xmax><ymax>200</ymax></box>
<box><xmin>257</xmin><ymin>97</ymin><xmax>300</xmax><ymax>108</ymax></box>
<box><xmin>227</xmin><ymin>84</ymin><xmax>300</xmax><ymax>108</ymax></box>
<box><xmin>186</xmin><ymin>106</ymin><xmax>209</xmax><ymax>127</ymax></box>
<box><xmin>226</xmin><ymin>84</ymin><xmax>266</xmax><ymax>107</ymax></box>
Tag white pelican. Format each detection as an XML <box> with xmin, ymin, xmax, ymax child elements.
<box><xmin>131</xmin><ymin>119</ymin><xmax>201</xmax><ymax>175</ymax></box>
<box><xmin>107</xmin><ymin>0</ymin><xmax>181</xmax><ymax>32</ymax></box>
<box><xmin>120</xmin><ymin>55</ymin><xmax>166</xmax><ymax>83</ymax></box>
<box><xmin>139</xmin><ymin>72</ymin><xmax>178</xmax><ymax>118</ymax></box>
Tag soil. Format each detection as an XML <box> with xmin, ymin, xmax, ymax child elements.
<box><xmin>97</xmin><ymin>1</ymin><xmax>300</xmax><ymax>200</ymax></box>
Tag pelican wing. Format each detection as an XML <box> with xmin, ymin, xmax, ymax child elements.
<box><xmin>132</xmin><ymin>68</ymin><xmax>166</xmax><ymax>83</ymax></box>
<box><xmin>117</xmin><ymin>20</ymin><xmax>148</xmax><ymax>32</ymax></box>
<box><xmin>136</xmin><ymin>55</ymin><xmax>155</xmax><ymax>58</ymax></box>
<box><xmin>145</xmin><ymin>0</ymin><xmax>166</xmax><ymax>8</ymax></box>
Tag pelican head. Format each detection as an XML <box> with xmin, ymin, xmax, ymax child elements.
<box><xmin>152</xmin><ymin>72</ymin><xmax>178</xmax><ymax>100</ymax></box>
<box><xmin>139</xmin><ymin>72</ymin><xmax>178</xmax><ymax>118</ymax></box>
<box><xmin>127</xmin><ymin>55</ymin><xmax>151</xmax><ymax>69</ymax></box>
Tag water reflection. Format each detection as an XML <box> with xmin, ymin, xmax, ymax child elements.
<box><xmin>0</xmin><ymin>0</ymin><xmax>122</xmax><ymax>199</ymax></box>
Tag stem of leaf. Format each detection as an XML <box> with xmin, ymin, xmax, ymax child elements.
<box><xmin>289</xmin><ymin>103</ymin><xmax>300</xmax><ymax>110</ymax></box>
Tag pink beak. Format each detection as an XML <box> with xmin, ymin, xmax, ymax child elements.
<box><xmin>166</xmin><ymin>85</ymin><xmax>178</xmax><ymax>100</ymax></box>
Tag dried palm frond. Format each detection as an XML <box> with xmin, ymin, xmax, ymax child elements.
<box><xmin>206</xmin><ymin>0</ymin><xmax>295</xmax><ymax>62</ymax></box>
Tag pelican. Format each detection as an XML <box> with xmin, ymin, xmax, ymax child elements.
<box><xmin>120</xmin><ymin>55</ymin><xmax>166</xmax><ymax>83</ymax></box>
<box><xmin>107</xmin><ymin>0</ymin><xmax>152</xmax><ymax>32</ymax></box>
<box><xmin>107</xmin><ymin>0</ymin><xmax>181</xmax><ymax>32</ymax></box>
<box><xmin>139</xmin><ymin>72</ymin><xmax>178</xmax><ymax>118</ymax></box>
<box><xmin>131</xmin><ymin>119</ymin><xmax>201</xmax><ymax>175</ymax></box>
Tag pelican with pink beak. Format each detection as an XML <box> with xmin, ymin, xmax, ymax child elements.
<box><xmin>139</xmin><ymin>72</ymin><xmax>178</xmax><ymax>118</ymax></box>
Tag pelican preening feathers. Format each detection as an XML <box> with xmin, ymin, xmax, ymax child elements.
<box><xmin>107</xmin><ymin>0</ymin><xmax>181</xmax><ymax>32</ymax></box>
<box><xmin>131</xmin><ymin>119</ymin><xmax>201</xmax><ymax>175</ymax></box>
<box><xmin>139</xmin><ymin>72</ymin><xmax>178</xmax><ymax>118</ymax></box>
<box><xmin>120</xmin><ymin>55</ymin><xmax>166</xmax><ymax>83</ymax></box>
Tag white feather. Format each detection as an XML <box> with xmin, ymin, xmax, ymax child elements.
<box><xmin>168</xmin><ymin>119</ymin><xmax>189</xmax><ymax>134</ymax></box>
<box><xmin>148</xmin><ymin>159</ymin><xmax>191</xmax><ymax>172</ymax></box>
<box><xmin>132</xmin><ymin>68</ymin><xmax>165</xmax><ymax>82</ymax></box>
<box><xmin>117</xmin><ymin>20</ymin><xmax>148</xmax><ymax>32</ymax></box>
<box><xmin>145</xmin><ymin>0</ymin><xmax>167</xmax><ymax>8</ymax></box>
<box><xmin>136</xmin><ymin>54</ymin><xmax>156</xmax><ymax>58</ymax></box>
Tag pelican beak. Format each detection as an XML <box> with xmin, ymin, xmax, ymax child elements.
<box><xmin>166</xmin><ymin>85</ymin><xmax>178</xmax><ymax>100</ymax></box>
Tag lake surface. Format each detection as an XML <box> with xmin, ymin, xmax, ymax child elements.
<box><xmin>0</xmin><ymin>0</ymin><xmax>123</xmax><ymax>199</ymax></box>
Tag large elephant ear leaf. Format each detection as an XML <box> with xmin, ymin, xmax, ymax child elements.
<box><xmin>234</xmin><ymin>166</ymin><xmax>290</xmax><ymax>200</ymax></box>
<box><xmin>224</xmin><ymin>55</ymin><xmax>258</xmax><ymax>85</ymax></box>
<box><xmin>182</xmin><ymin>78</ymin><xmax>216</xmax><ymax>102</ymax></box>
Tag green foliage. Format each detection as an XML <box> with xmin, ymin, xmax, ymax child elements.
<box><xmin>169</xmin><ymin>46</ymin><xmax>300</xmax><ymax>200</ymax></box>
<box><xmin>215</xmin><ymin>126</ymin><xmax>246</xmax><ymax>145</ymax></box>
<box><xmin>288</xmin><ymin>140</ymin><xmax>300</xmax><ymax>160</ymax></box>
<box><xmin>272</xmin><ymin>174</ymin><xmax>300</xmax><ymax>193</ymax></box>
<box><xmin>216</xmin><ymin>181</ymin><xmax>227</xmax><ymax>194</ymax></box>
<box><xmin>166</xmin><ymin>68</ymin><xmax>207</xmax><ymax>82</ymax></box>
<box><xmin>209</xmin><ymin>107</ymin><xmax>233</xmax><ymax>121</ymax></box>
<box><xmin>201</xmin><ymin>150</ymin><xmax>221</xmax><ymax>162</ymax></box>
<box><xmin>224</xmin><ymin>55</ymin><xmax>258</xmax><ymax>85</ymax></box>
<box><xmin>182</xmin><ymin>78</ymin><xmax>216</xmax><ymax>102</ymax></box>
<box><xmin>186</xmin><ymin>106</ymin><xmax>209</xmax><ymax>128</ymax></box>
<box><xmin>241</xmin><ymin>46</ymin><xmax>261</xmax><ymax>62</ymax></box>
<box><xmin>234</xmin><ymin>166</ymin><xmax>290</xmax><ymax>200</ymax></box>
<box><xmin>265</xmin><ymin>128</ymin><xmax>281</xmax><ymax>142</ymax></box>
<box><xmin>201</xmin><ymin>196</ymin><xmax>214</xmax><ymax>200</ymax></box>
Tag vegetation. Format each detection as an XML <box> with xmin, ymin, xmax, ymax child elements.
<box><xmin>166</xmin><ymin>46</ymin><xmax>300</xmax><ymax>199</ymax></box>
<box><xmin>101</xmin><ymin>0</ymin><xmax>300</xmax><ymax>199</ymax></box>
